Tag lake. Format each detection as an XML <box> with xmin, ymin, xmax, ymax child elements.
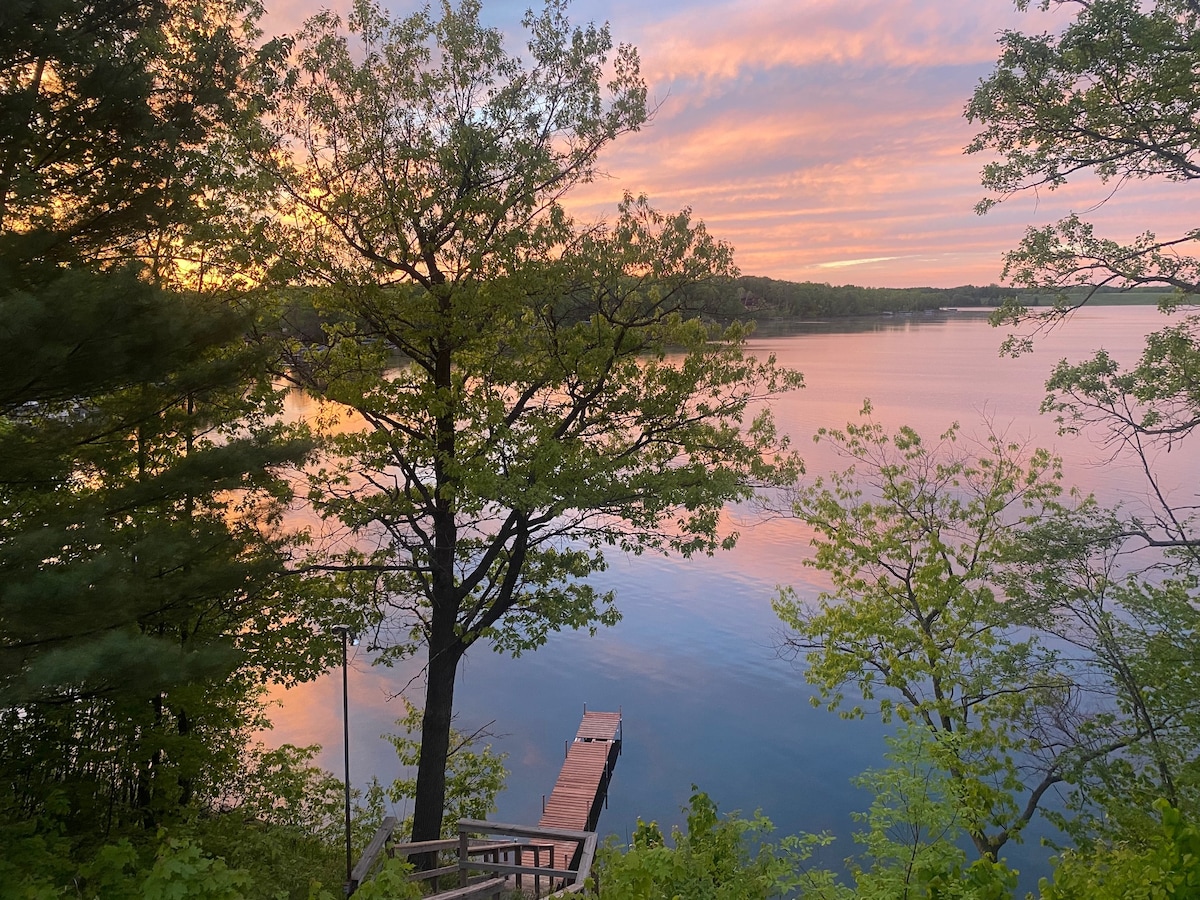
<box><xmin>268</xmin><ymin>305</ymin><xmax>1191</xmax><ymax>888</ymax></box>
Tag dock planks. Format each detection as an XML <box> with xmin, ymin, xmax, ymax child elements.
<box><xmin>532</xmin><ymin>710</ymin><xmax>622</xmax><ymax>877</ymax></box>
<box><xmin>574</xmin><ymin>711</ymin><xmax>621</xmax><ymax>743</ymax></box>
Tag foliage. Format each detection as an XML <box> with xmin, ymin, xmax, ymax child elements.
<box><xmin>1039</xmin><ymin>799</ymin><xmax>1200</xmax><ymax>900</ymax></box>
<box><xmin>966</xmin><ymin>0</ymin><xmax>1200</xmax><ymax>862</ymax></box>
<box><xmin>967</xmin><ymin>0</ymin><xmax>1200</xmax><ymax>556</ymax></box>
<box><xmin>192</xmin><ymin>742</ymin><xmax>359</xmax><ymax>898</ymax></box>
<box><xmin>258</xmin><ymin>0</ymin><xmax>803</xmax><ymax>843</ymax></box>
<box><xmin>277</xmin><ymin>276</ymin><xmax>1160</xmax><ymax>328</ymax></box>
<box><xmin>587</xmin><ymin>772</ymin><xmax>1022</xmax><ymax>900</ymax></box>
<box><xmin>1040</xmin><ymin>333</ymin><xmax>1200</xmax><ymax>564</ymax></box>
<box><xmin>967</xmin><ymin>0</ymin><xmax>1199</xmax><ymax>295</ymax></box>
<box><xmin>0</xmin><ymin>736</ymin><xmax>409</xmax><ymax>899</ymax></box>
<box><xmin>382</xmin><ymin>702</ymin><xmax>508</xmax><ymax>839</ymax></box>
<box><xmin>138</xmin><ymin>838</ymin><xmax>254</xmax><ymax>900</ymax></box>
<box><xmin>0</xmin><ymin>0</ymin><xmax>332</xmax><ymax>887</ymax></box>
<box><xmin>1001</xmin><ymin>506</ymin><xmax>1200</xmax><ymax>843</ymax></box>
<box><xmin>585</xmin><ymin>789</ymin><xmax>828</xmax><ymax>899</ymax></box>
<box><xmin>0</xmin><ymin>264</ymin><xmax>320</xmax><ymax>841</ymax></box>
<box><xmin>0</xmin><ymin>835</ymin><xmax>253</xmax><ymax>900</ymax></box>
<box><xmin>775</xmin><ymin>407</ymin><xmax>1067</xmax><ymax>858</ymax></box>
<box><xmin>191</xmin><ymin>707</ymin><xmax>508</xmax><ymax>895</ymax></box>
<box><xmin>0</xmin><ymin>0</ymin><xmax>286</xmax><ymax>288</ymax></box>
<box><xmin>0</xmin><ymin>0</ymin><xmax>316</xmax><ymax>716</ymax></box>
<box><xmin>778</xmin><ymin>407</ymin><xmax>1200</xmax><ymax>884</ymax></box>
<box><xmin>838</xmin><ymin>728</ymin><xmax>1019</xmax><ymax>900</ymax></box>
<box><xmin>350</xmin><ymin>857</ymin><xmax>422</xmax><ymax>900</ymax></box>
<box><xmin>725</xmin><ymin>278</ymin><xmax>1005</xmax><ymax>320</ymax></box>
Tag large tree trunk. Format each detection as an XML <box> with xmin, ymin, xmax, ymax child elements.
<box><xmin>410</xmin><ymin>321</ymin><xmax>462</xmax><ymax>860</ymax></box>
<box><xmin>410</xmin><ymin>629</ymin><xmax>464</xmax><ymax>861</ymax></box>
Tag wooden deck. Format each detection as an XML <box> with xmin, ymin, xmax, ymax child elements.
<box><xmin>534</xmin><ymin>710</ymin><xmax>622</xmax><ymax>876</ymax></box>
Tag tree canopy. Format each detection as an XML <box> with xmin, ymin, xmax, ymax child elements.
<box><xmin>777</xmin><ymin>409</ymin><xmax>1200</xmax><ymax>892</ymax></box>
<box><xmin>775</xmin><ymin>411</ymin><xmax>1068</xmax><ymax>859</ymax></box>
<box><xmin>259</xmin><ymin>0</ymin><xmax>803</xmax><ymax>845</ymax></box>
<box><xmin>967</xmin><ymin>0</ymin><xmax>1200</xmax><ymax>845</ymax></box>
<box><xmin>967</xmin><ymin>0</ymin><xmax>1198</xmax><ymax>271</ymax></box>
<box><xmin>0</xmin><ymin>0</ymin><xmax>324</xmax><ymax>879</ymax></box>
<box><xmin>967</xmin><ymin>0</ymin><xmax>1199</xmax><ymax>557</ymax></box>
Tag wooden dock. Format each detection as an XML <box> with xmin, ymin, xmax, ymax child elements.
<box><xmin>535</xmin><ymin>710</ymin><xmax>622</xmax><ymax>875</ymax></box>
<box><xmin>352</xmin><ymin>710</ymin><xmax>622</xmax><ymax>898</ymax></box>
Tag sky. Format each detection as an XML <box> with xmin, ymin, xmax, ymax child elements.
<box><xmin>262</xmin><ymin>0</ymin><xmax>1199</xmax><ymax>288</ymax></box>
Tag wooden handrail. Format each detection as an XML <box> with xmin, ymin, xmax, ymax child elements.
<box><xmin>349</xmin><ymin>815</ymin><xmax>398</xmax><ymax>889</ymax></box>
<box><xmin>456</xmin><ymin>818</ymin><xmax>593</xmax><ymax>842</ymax></box>
<box><xmin>356</xmin><ymin>818</ymin><xmax>600</xmax><ymax>897</ymax></box>
<box><xmin>455</xmin><ymin>819</ymin><xmax>598</xmax><ymax>896</ymax></box>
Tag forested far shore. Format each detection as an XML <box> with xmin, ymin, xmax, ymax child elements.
<box><xmin>716</xmin><ymin>277</ymin><xmax>1173</xmax><ymax>321</ymax></box>
<box><xmin>276</xmin><ymin>278</ymin><xmax>1177</xmax><ymax>344</ymax></box>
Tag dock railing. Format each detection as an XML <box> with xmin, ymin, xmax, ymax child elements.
<box><xmin>352</xmin><ymin>816</ymin><xmax>599</xmax><ymax>898</ymax></box>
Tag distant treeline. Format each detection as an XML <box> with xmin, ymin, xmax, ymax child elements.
<box><xmin>699</xmin><ymin>277</ymin><xmax>1171</xmax><ymax>322</ymax></box>
<box><xmin>276</xmin><ymin>279</ymin><xmax>1172</xmax><ymax>343</ymax></box>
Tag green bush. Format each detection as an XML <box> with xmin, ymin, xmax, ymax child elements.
<box><xmin>585</xmin><ymin>788</ymin><xmax>831</xmax><ymax>899</ymax></box>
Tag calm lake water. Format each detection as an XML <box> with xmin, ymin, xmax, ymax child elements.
<box><xmin>268</xmin><ymin>305</ymin><xmax>1192</xmax><ymax>888</ymax></box>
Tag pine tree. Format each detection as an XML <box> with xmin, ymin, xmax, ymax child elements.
<box><xmin>0</xmin><ymin>0</ymin><xmax>315</xmax><ymax>842</ymax></box>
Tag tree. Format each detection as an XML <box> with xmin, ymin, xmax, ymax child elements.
<box><xmin>585</xmin><ymin>771</ymin><xmax>1019</xmax><ymax>900</ymax></box>
<box><xmin>258</xmin><ymin>0</ymin><xmax>803</xmax><ymax>845</ymax></box>
<box><xmin>967</xmin><ymin>0</ymin><xmax>1199</xmax><ymax>299</ymax></box>
<box><xmin>0</xmin><ymin>286</ymin><xmax>317</xmax><ymax>836</ymax></box>
<box><xmin>382</xmin><ymin>702</ymin><xmax>508</xmax><ymax>840</ymax></box>
<box><xmin>0</xmin><ymin>0</ymin><xmax>286</xmax><ymax>287</ymax></box>
<box><xmin>966</xmin><ymin>0</ymin><xmax>1200</xmax><ymax>849</ymax></box>
<box><xmin>838</xmin><ymin>728</ymin><xmax>1020</xmax><ymax>900</ymax></box>
<box><xmin>775</xmin><ymin>410</ymin><xmax>1075</xmax><ymax>859</ymax></box>
<box><xmin>777</xmin><ymin>409</ymin><xmax>1200</xmax><ymax>869</ymax></box>
<box><xmin>0</xmin><ymin>0</ymin><xmax>320</xmax><ymax>852</ymax></box>
<box><xmin>966</xmin><ymin>0</ymin><xmax>1200</xmax><ymax>560</ymax></box>
<box><xmin>1038</xmin><ymin>799</ymin><xmax>1200</xmax><ymax>900</ymax></box>
<box><xmin>1001</xmin><ymin>506</ymin><xmax>1200</xmax><ymax>842</ymax></box>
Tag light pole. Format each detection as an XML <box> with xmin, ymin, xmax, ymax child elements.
<box><xmin>331</xmin><ymin>624</ymin><xmax>358</xmax><ymax>896</ymax></box>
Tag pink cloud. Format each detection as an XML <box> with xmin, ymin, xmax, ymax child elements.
<box><xmin>634</xmin><ymin>0</ymin><xmax>1045</xmax><ymax>87</ymax></box>
<box><xmin>260</xmin><ymin>1</ymin><xmax>1194</xmax><ymax>288</ymax></box>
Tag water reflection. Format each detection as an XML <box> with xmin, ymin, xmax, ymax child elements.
<box><xmin>265</xmin><ymin>306</ymin><xmax>1181</xmax><ymax>887</ymax></box>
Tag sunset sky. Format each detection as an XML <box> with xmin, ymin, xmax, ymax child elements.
<box><xmin>265</xmin><ymin>0</ymin><xmax>1199</xmax><ymax>288</ymax></box>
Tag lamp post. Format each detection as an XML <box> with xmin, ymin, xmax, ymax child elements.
<box><xmin>331</xmin><ymin>624</ymin><xmax>357</xmax><ymax>895</ymax></box>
